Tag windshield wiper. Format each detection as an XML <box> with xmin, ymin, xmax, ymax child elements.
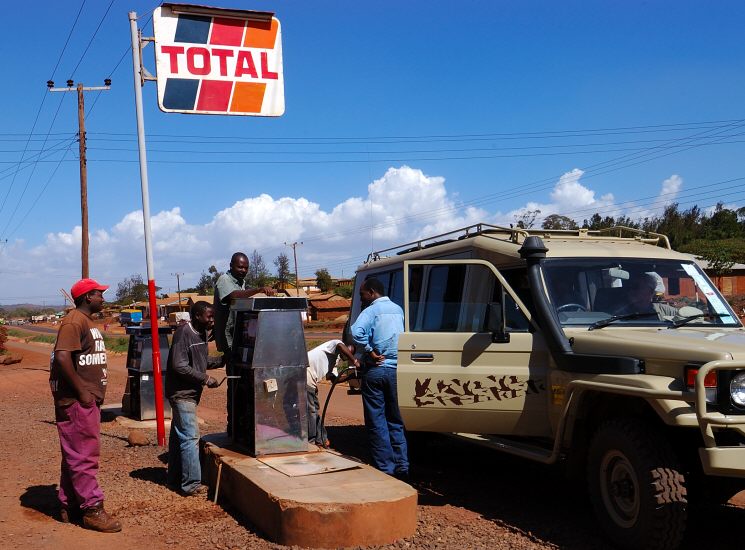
<box><xmin>588</xmin><ymin>312</ymin><xmax>659</xmax><ymax>331</ymax></box>
<box><xmin>670</xmin><ymin>312</ymin><xmax>724</xmax><ymax>328</ymax></box>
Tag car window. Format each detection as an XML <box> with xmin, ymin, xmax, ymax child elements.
<box><xmin>410</xmin><ymin>264</ymin><xmax>529</xmax><ymax>333</ymax></box>
<box><xmin>542</xmin><ymin>258</ymin><xmax>740</xmax><ymax>326</ymax></box>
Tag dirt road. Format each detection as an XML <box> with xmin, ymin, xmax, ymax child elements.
<box><xmin>1</xmin><ymin>338</ymin><xmax>743</xmax><ymax>550</ymax></box>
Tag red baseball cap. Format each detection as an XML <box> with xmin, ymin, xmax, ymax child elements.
<box><xmin>70</xmin><ymin>278</ymin><xmax>109</xmax><ymax>299</ymax></box>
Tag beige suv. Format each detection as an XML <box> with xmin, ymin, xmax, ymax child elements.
<box><xmin>347</xmin><ymin>223</ymin><xmax>745</xmax><ymax>550</ymax></box>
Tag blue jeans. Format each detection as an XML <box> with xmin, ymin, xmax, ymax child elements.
<box><xmin>167</xmin><ymin>398</ymin><xmax>201</xmax><ymax>494</ymax></box>
<box><xmin>307</xmin><ymin>386</ymin><xmax>327</xmax><ymax>445</ymax></box>
<box><xmin>361</xmin><ymin>367</ymin><xmax>409</xmax><ymax>475</ymax></box>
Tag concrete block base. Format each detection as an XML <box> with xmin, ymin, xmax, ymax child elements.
<box><xmin>200</xmin><ymin>433</ymin><xmax>417</xmax><ymax>548</ymax></box>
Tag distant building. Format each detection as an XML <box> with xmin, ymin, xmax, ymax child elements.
<box><xmin>694</xmin><ymin>259</ymin><xmax>745</xmax><ymax>295</ymax></box>
<box><xmin>308</xmin><ymin>295</ymin><xmax>351</xmax><ymax>321</ymax></box>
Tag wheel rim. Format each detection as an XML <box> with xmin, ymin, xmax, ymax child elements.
<box><xmin>599</xmin><ymin>449</ymin><xmax>640</xmax><ymax>528</ymax></box>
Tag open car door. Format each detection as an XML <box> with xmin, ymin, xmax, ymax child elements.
<box><xmin>397</xmin><ymin>259</ymin><xmax>551</xmax><ymax>436</ymax></box>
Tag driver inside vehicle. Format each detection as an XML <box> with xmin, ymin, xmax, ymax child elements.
<box><xmin>551</xmin><ymin>277</ymin><xmax>586</xmax><ymax>312</ymax></box>
<box><xmin>617</xmin><ymin>273</ymin><xmax>678</xmax><ymax>320</ymax></box>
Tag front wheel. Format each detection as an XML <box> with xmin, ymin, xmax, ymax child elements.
<box><xmin>587</xmin><ymin>419</ymin><xmax>688</xmax><ymax>550</ymax></box>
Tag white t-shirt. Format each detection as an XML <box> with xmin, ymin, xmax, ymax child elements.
<box><xmin>307</xmin><ymin>339</ymin><xmax>342</xmax><ymax>389</ymax></box>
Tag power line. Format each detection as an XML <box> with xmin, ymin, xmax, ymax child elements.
<box><xmin>296</xmin><ymin>191</ymin><xmax>745</xmax><ymax>276</ymax></box>
<box><xmin>66</xmin><ymin>0</ymin><xmax>116</xmax><ymax>81</ymax></box>
<box><xmin>0</xmin><ymin>0</ymin><xmax>88</xmax><ymax>219</ymax></box>
<box><xmin>5</xmin><ymin>143</ymin><xmax>76</xmax><ymax>241</ymax></box>
<box><xmin>49</xmin><ymin>0</ymin><xmax>87</xmax><ymax>81</ymax></box>
<box><xmin>87</xmin><ymin>8</ymin><xmax>156</xmax><ymax>119</ymax></box>
<box><xmin>0</xmin><ymin>93</ymin><xmax>69</xmax><ymax>239</ymax></box>
<box><xmin>3</xmin><ymin>0</ymin><xmax>128</xmax><ymax>244</ymax></box>
<box><xmin>80</xmin><ymin>132</ymin><xmax>745</xmax><ymax>155</ymax></box>
<box><xmin>83</xmin><ymin>138</ymin><xmax>743</xmax><ymax>164</ymax></box>
<box><xmin>0</xmin><ymin>138</ymin><xmax>76</xmax><ymax>178</ymax></box>
<box><xmin>81</xmin><ymin>117</ymin><xmax>745</xmax><ymax>142</ymax></box>
<box><xmin>261</xmin><ymin>173</ymin><xmax>745</xmax><ymax>272</ymax></box>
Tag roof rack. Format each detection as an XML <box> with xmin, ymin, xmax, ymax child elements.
<box><xmin>364</xmin><ymin>223</ymin><xmax>671</xmax><ymax>263</ymax></box>
<box><xmin>365</xmin><ymin>223</ymin><xmax>527</xmax><ymax>263</ymax></box>
<box><xmin>530</xmin><ymin>225</ymin><xmax>670</xmax><ymax>248</ymax></box>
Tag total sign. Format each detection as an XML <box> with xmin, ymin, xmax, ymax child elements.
<box><xmin>152</xmin><ymin>3</ymin><xmax>284</xmax><ymax>116</ymax></box>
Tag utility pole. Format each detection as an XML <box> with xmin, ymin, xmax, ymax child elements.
<box><xmin>171</xmin><ymin>272</ymin><xmax>184</xmax><ymax>311</ymax></box>
<box><xmin>48</xmin><ymin>79</ymin><xmax>111</xmax><ymax>278</ymax></box>
<box><xmin>284</xmin><ymin>241</ymin><xmax>303</xmax><ymax>296</ymax></box>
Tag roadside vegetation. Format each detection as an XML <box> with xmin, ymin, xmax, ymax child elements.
<box><xmin>539</xmin><ymin>203</ymin><xmax>745</xmax><ymax>277</ymax></box>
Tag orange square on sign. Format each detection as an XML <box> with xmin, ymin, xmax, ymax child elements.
<box><xmin>230</xmin><ymin>82</ymin><xmax>266</xmax><ymax>113</ymax></box>
<box><xmin>244</xmin><ymin>18</ymin><xmax>278</xmax><ymax>49</ymax></box>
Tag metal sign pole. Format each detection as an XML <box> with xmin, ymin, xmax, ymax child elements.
<box><xmin>129</xmin><ymin>11</ymin><xmax>166</xmax><ymax>446</ymax></box>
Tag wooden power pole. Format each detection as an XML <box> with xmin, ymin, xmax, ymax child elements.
<box><xmin>48</xmin><ymin>79</ymin><xmax>111</xmax><ymax>279</ymax></box>
<box><xmin>171</xmin><ymin>272</ymin><xmax>184</xmax><ymax>311</ymax></box>
<box><xmin>284</xmin><ymin>241</ymin><xmax>303</xmax><ymax>296</ymax></box>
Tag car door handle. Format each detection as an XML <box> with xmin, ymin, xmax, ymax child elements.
<box><xmin>410</xmin><ymin>353</ymin><xmax>434</xmax><ymax>362</ymax></box>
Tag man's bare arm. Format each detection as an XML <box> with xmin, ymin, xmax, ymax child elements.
<box><xmin>227</xmin><ymin>287</ymin><xmax>276</xmax><ymax>300</ymax></box>
<box><xmin>337</xmin><ymin>343</ymin><xmax>360</xmax><ymax>368</ymax></box>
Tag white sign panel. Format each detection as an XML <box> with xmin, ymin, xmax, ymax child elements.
<box><xmin>152</xmin><ymin>3</ymin><xmax>284</xmax><ymax>116</ymax></box>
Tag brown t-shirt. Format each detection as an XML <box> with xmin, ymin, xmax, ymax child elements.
<box><xmin>49</xmin><ymin>309</ymin><xmax>108</xmax><ymax>407</ymax></box>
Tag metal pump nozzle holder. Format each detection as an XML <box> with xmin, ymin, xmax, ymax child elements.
<box><xmin>228</xmin><ymin>297</ymin><xmax>309</xmax><ymax>456</ymax></box>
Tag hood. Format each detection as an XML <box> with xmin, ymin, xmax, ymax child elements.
<box><xmin>570</xmin><ymin>327</ymin><xmax>745</xmax><ymax>362</ymax></box>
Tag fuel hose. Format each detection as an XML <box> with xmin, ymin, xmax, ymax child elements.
<box><xmin>320</xmin><ymin>367</ymin><xmax>360</xmax><ymax>441</ymax></box>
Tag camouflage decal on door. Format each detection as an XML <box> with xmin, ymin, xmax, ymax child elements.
<box><xmin>413</xmin><ymin>375</ymin><xmax>544</xmax><ymax>407</ymax></box>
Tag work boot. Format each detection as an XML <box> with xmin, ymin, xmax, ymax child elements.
<box><xmin>82</xmin><ymin>503</ymin><xmax>122</xmax><ymax>533</ymax></box>
<box><xmin>59</xmin><ymin>505</ymin><xmax>82</xmax><ymax>524</ymax></box>
<box><xmin>182</xmin><ymin>485</ymin><xmax>209</xmax><ymax>497</ymax></box>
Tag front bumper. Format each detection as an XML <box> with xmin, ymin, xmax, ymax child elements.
<box><xmin>695</xmin><ymin>360</ymin><xmax>745</xmax><ymax>477</ymax></box>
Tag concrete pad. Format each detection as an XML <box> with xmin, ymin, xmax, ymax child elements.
<box><xmin>201</xmin><ymin>433</ymin><xmax>417</xmax><ymax>548</ymax></box>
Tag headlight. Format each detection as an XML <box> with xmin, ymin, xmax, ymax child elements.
<box><xmin>730</xmin><ymin>372</ymin><xmax>745</xmax><ymax>407</ymax></box>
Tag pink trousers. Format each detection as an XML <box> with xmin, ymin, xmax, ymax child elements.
<box><xmin>55</xmin><ymin>401</ymin><xmax>105</xmax><ymax>510</ymax></box>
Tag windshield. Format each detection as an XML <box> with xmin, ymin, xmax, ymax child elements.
<box><xmin>542</xmin><ymin>258</ymin><xmax>740</xmax><ymax>328</ymax></box>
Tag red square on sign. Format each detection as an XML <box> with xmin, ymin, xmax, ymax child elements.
<box><xmin>210</xmin><ymin>17</ymin><xmax>245</xmax><ymax>46</ymax></box>
<box><xmin>196</xmin><ymin>80</ymin><xmax>233</xmax><ymax>112</ymax></box>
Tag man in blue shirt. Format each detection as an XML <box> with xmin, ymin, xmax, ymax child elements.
<box><xmin>351</xmin><ymin>277</ymin><xmax>409</xmax><ymax>479</ymax></box>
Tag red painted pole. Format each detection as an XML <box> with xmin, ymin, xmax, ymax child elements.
<box><xmin>130</xmin><ymin>12</ymin><xmax>166</xmax><ymax>446</ymax></box>
<box><xmin>147</xmin><ymin>279</ymin><xmax>165</xmax><ymax>446</ymax></box>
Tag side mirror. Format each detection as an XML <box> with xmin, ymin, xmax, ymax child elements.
<box><xmin>487</xmin><ymin>302</ymin><xmax>510</xmax><ymax>344</ymax></box>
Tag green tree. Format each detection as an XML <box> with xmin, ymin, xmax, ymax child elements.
<box><xmin>542</xmin><ymin>214</ymin><xmax>578</xmax><ymax>230</ymax></box>
<box><xmin>680</xmin><ymin>238</ymin><xmax>745</xmax><ymax>288</ymax></box>
<box><xmin>583</xmin><ymin>213</ymin><xmax>616</xmax><ymax>230</ymax></box>
<box><xmin>514</xmin><ymin>209</ymin><xmax>541</xmax><ymax>229</ymax></box>
<box><xmin>701</xmin><ymin>203</ymin><xmax>742</xmax><ymax>240</ymax></box>
<box><xmin>194</xmin><ymin>271</ymin><xmax>215</xmax><ymax>295</ymax></box>
<box><xmin>248</xmin><ymin>250</ymin><xmax>270</xmax><ymax>287</ymax></box>
<box><xmin>208</xmin><ymin>265</ymin><xmax>222</xmax><ymax>284</ymax></box>
<box><xmin>274</xmin><ymin>253</ymin><xmax>291</xmax><ymax>285</ymax></box>
<box><xmin>335</xmin><ymin>285</ymin><xmax>353</xmax><ymax>299</ymax></box>
<box><xmin>115</xmin><ymin>274</ymin><xmax>155</xmax><ymax>303</ymax></box>
<box><xmin>315</xmin><ymin>268</ymin><xmax>333</xmax><ymax>293</ymax></box>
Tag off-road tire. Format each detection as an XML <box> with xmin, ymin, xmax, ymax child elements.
<box><xmin>587</xmin><ymin>418</ymin><xmax>687</xmax><ymax>550</ymax></box>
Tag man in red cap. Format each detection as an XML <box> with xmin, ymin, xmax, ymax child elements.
<box><xmin>49</xmin><ymin>278</ymin><xmax>122</xmax><ymax>532</ymax></box>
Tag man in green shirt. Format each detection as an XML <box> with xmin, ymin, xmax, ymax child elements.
<box><xmin>213</xmin><ymin>252</ymin><xmax>274</xmax><ymax>436</ymax></box>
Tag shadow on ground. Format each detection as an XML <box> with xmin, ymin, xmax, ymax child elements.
<box><xmin>326</xmin><ymin>423</ymin><xmax>744</xmax><ymax>549</ymax></box>
<box><xmin>19</xmin><ymin>484</ymin><xmax>59</xmax><ymax>521</ymax></box>
<box><xmin>130</xmin><ymin>466</ymin><xmax>168</xmax><ymax>487</ymax></box>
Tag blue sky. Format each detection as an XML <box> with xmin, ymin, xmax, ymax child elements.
<box><xmin>1</xmin><ymin>0</ymin><xmax>744</xmax><ymax>305</ymax></box>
